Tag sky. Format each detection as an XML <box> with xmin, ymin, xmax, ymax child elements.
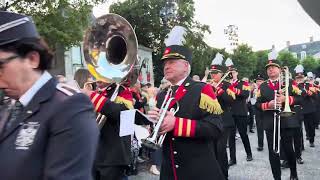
<box><xmin>93</xmin><ymin>0</ymin><xmax>320</xmax><ymax>51</ymax></box>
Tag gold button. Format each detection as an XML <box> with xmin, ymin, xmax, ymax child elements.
<box><xmin>174</xmin><ymin>151</ymin><xmax>177</xmax><ymax>154</ymax></box>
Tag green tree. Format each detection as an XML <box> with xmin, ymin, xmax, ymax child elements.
<box><xmin>231</xmin><ymin>44</ymin><xmax>257</xmax><ymax>79</ymax></box>
<box><xmin>277</xmin><ymin>51</ymin><xmax>299</xmax><ymax>74</ymax></box>
<box><xmin>302</xmin><ymin>56</ymin><xmax>319</xmax><ymax>73</ymax></box>
<box><xmin>4</xmin><ymin>0</ymin><xmax>105</xmax><ymax>48</ymax></box>
<box><xmin>3</xmin><ymin>0</ymin><xmax>106</xmax><ymax>75</ymax></box>
<box><xmin>252</xmin><ymin>50</ymin><xmax>268</xmax><ymax>79</ymax></box>
<box><xmin>110</xmin><ymin>0</ymin><xmax>212</xmax><ymax>86</ymax></box>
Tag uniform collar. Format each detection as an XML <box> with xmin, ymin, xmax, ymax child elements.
<box><xmin>173</xmin><ymin>76</ymin><xmax>188</xmax><ymax>86</ymax></box>
<box><xmin>19</xmin><ymin>71</ymin><xmax>52</xmax><ymax>107</ymax></box>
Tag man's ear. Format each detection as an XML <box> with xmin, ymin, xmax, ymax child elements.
<box><xmin>25</xmin><ymin>51</ymin><xmax>40</xmax><ymax>69</ymax></box>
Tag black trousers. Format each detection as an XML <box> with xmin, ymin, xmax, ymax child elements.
<box><xmin>216</xmin><ymin>127</ymin><xmax>232</xmax><ymax>179</ymax></box>
<box><xmin>255</xmin><ymin>108</ymin><xmax>264</xmax><ymax>148</ymax></box>
<box><xmin>93</xmin><ymin>166</ymin><xmax>127</xmax><ymax>180</ymax></box>
<box><xmin>229</xmin><ymin>115</ymin><xmax>252</xmax><ymax>161</ymax></box>
<box><xmin>304</xmin><ymin>112</ymin><xmax>316</xmax><ymax>143</ymax></box>
<box><xmin>248</xmin><ymin>104</ymin><xmax>255</xmax><ymax>130</ymax></box>
<box><xmin>280</xmin><ymin>128</ymin><xmax>302</xmax><ymax>160</ymax></box>
<box><xmin>265</xmin><ymin>129</ymin><xmax>297</xmax><ymax>180</ymax></box>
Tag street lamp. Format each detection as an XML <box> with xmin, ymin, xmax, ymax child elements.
<box><xmin>0</xmin><ymin>0</ymin><xmax>8</xmax><ymax>10</ymax></box>
<box><xmin>224</xmin><ymin>25</ymin><xmax>239</xmax><ymax>52</ymax></box>
<box><xmin>160</xmin><ymin>0</ymin><xmax>178</xmax><ymax>28</ymax></box>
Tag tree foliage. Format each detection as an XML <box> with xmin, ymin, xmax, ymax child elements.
<box><xmin>302</xmin><ymin>56</ymin><xmax>319</xmax><ymax>73</ymax></box>
<box><xmin>231</xmin><ymin>44</ymin><xmax>257</xmax><ymax>79</ymax></box>
<box><xmin>277</xmin><ymin>51</ymin><xmax>299</xmax><ymax>74</ymax></box>
<box><xmin>110</xmin><ymin>0</ymin><xmax>212</xmax><ymax>85</ymax></box>
<box><xmin>252</xmin><ymin>50</ymin><xmax>268</xmax><ymax>79</ymax></box>
<box><xmin>3</xmin><ymin>0</ymin><xmax>105</xmax><ymax>49</ymax></box>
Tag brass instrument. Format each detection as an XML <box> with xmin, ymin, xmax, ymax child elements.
<box><xmin>214</xmin><ymin>71</ymin><xmax>231</xmax><ymax>88</ymax></box>
<box><xmin>141</xmin><ymin>87</ymin><xmax>180</xmax><ymax>150</ymax></box>
<box><xmin>272</xmin><ymin>66</ymin><xmax>294</xmax><ymax>154</ymax></box>
<box><xmin>83</xmin><ymin>13</ymin><xmax>138</xmax><ymax>128</ymax></box>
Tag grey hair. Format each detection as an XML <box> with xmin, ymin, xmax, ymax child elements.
<box><xmin>187</xmin><ymin>63</ymin><xmax>191</xmax><ymax>76</ymax></box>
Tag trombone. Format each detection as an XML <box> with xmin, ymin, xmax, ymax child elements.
<box><xmin>272</xmin><ymin>66</ymin><xmax>294</xmax><ymax>154</ymax></box>
<box><xmin>141</xmin><ymin>87</ymin><xmax>180</xmax><ymax>150</ymax></box>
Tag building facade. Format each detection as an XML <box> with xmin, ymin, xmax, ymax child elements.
<box><xmin>282</xmin><ymin>37</ymin><xmax>320</xmax><ymax>60</ymax></box>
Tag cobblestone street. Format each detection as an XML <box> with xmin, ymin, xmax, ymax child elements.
<box><xmin>130</xmin><ymin>128</ymin><xmax>320</xmax><ymax>180</ymax></box>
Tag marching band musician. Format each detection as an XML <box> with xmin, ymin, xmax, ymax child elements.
<box><xmin>208</xmin><ymin>53</ymin><xmax>235</xmax><ymax>179</ymax></box>
<box><xmin>225</xmin><ymin>58</ymin><xmax>253</xmax><ymax>166</ymax></box>
<box><xmin>0</xmin><ymin>11</ymin><xmax>99</xmax><ymax>180</ymax></box>
<box><xmin>82</xmin><ymin>81</ymin><xmax>134</xmax><ymax>180</ymax></box>
<box><xmin>147</xmin><ymin>26</ymin><xmax>225</xmax><ymax>180</ymax></box>
<box><xmin>256</xmin><ymin>49</ymin><xmax>301</xmax><ymax>180</ymax></box>
<box><xmin>253</xmin><ymin>74</ymin><xmax>265</xmax><ymax>151</ymax></box>
<box><xmin>302</xmin><ymin>72</ymin><xmax>317</xmax><ymax>147</ymax></box>
<box><xmin>280</xmin><ymin>65</ymin><xmax>305</xmax><ymax>169</ymax></box>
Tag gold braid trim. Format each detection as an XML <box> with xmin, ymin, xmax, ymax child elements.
<box><xmin>226</xmin><ymin>89</ymin><xmax>236</xmax><ymax>100</ymax></box>
<box><xmin>199</xmin><ymin>93</ymin><xmax>223</xmax><ymax>114</ymax></box>
<box><xmin>256</xmin><ymin>89</ymin><xmax>261</xmax><ymax>98</ymax></box>
<box><xmin>115</xmin><ymin>96</ymin><xmax>134</xmax><ymax>109</ymax></box>
<box><xmin>242</xmin><ymin>85</ymin><xmax>251</xmax><ymax>91</ymax></box>
<box><xmin>292</xmin><ymin>85</ymin><xmax>302</xmax><ymax>95</ymax></box>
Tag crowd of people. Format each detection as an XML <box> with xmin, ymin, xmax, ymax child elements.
<box><xmin>1</xmin><ymin>10</ymin><xmax>320</xmax><ymax>180</ymax></box>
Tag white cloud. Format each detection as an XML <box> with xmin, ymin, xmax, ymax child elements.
<box><xmin>93</xmin><ymin>0</ymin><xmax>320</xmax><ymax>51</ymax></box>
<box><xmin>194</xmin><ymin>0</ymin><xmax>320</xmax><ymax>51</ymax></box>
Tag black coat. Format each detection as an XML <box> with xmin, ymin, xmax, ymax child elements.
<box><xmin>230</xmin><ymin>80</ymin><xmax>250</xmax><ymax>116</ymax></box>
<box><xmin>157</xmin><ymin>77</ymin><xmax>225</xmax><ymax>180</ymax></box>
<box><xmin>256</xmin><ymin>80</ymin><xmax>303</xmax><ymax>130</ymax></box>
<box><xmin>299</xmin><ymin>82</ymin><xmax>317</xmax><ymax>114</ymax></box>
<box><xmin>0</xmin><ymin>78</ymin><xmax>99</xmax><ymax>180</ymax></box>
<box><xmin>91</xmin><ymin>84</ymin><xmax>133</xmax><ymax>166</ymax></box>
<box><xmin>214</xmin><ymin>81</ymin><xmax>235</xmax><ymax>128</ymax></box>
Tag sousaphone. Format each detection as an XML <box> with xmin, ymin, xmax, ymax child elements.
<box><xmin>83</xmin><ymin>13</ymin><xmax>138</xmax><ymax>127</ymax></box>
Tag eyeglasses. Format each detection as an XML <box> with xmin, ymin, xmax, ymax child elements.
<box><xmin>0</xmin><ymin>55</ymin><xmax>20</xmax><ymax>67</ymax></box>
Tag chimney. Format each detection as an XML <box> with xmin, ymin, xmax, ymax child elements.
<box><xmin>310</xmin><ymin>36</ymin><xmax>314</xmax><ymax>43</ymax></box>
<box><xmin>286</xmin><ymin>41</ymin><xmax>290</xmax><ymax>47</ymax></box>
<box><xmin>272</xmin><ymin>44</ymin><xmax>275</xmax><ymax>49</ymax></box>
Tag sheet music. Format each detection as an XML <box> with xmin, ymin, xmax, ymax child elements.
<box><xmin>119</xmin><ymin>110</ymin><xmax>136</xmax><ymax>137</ymax></box>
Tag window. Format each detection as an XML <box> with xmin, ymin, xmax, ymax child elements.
<box><xmin>292</xmin><ymin>52</ymin><xmax>298</xmax><ymax>59</ymax></box>
<box><xmin>71</xmin><ymin>46</ymin><xmax>82</xmax><ymax>65</ymax></box>
<box><xmin>300</xmin><ymin>51</ymin><xmax>307</xmax><ymax>60</ymax></box>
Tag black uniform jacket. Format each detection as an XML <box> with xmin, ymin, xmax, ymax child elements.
<box><xmin>214</xmin><ymin>81</ymin><xmax>235</xmax><ymax>128</ymax></box>
<box><xmin>90</xmin><ymin>84</ymin><xmax>133</xmax><ymax>166</ymax></box>
<box><xmin>229</xmin><ymin>80</ymin><xmax>250</xmax><ymax>116</ymax></box>
<box><xmin>256</xmin><ymin>80</ymin><xmax>303</xmax><ymax>130</ymax></box>
<box><xmin>157</xmin><ymin>77</ymin><xmax>225</xmax><ymax>180</ymax></box>
<box><xmin>0</xmin><ymin>78</ymin><xmax>99</xmax><ymax>180</ymax></box>
<box><xmin>299</xmin><ymin>82</ymin><xmax>317</xmax><ymax>114</ymax></box>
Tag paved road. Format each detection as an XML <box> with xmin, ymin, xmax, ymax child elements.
<box><xmin>130</xmin><ymin>128</ymin><xmax>320</xmax><ymax>180</ymax></box>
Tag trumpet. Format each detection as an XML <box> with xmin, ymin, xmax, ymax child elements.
<box><xmin>272</xmin><ymin>66</ymin><xmax>294</xmax><ymax>154</ymax></box>
<box><xmin>141</xmin><ymin>87</ymin><xmax>180</xmax><ymax>150</ymax></box>
<box><xmin>214</xmin><ymin>71</ymin><xmax>231</xmax><ymax>88</ymax></box>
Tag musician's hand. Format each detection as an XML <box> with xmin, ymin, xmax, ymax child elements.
<box><xmin>81</xmin><ymin>86</ymin><xmax>93</xmax><ymax>96</ymax></box>
<box><xmin>204</xmin><ymin>67</ymin><xmax>210</xmax><ymax>76</ymax></box>
<box><xmin>159</xmin><ymin>111</ymin><xmax>175</xmax><ymax>135</ymax></box>
<box><xmin>211</xmin><ymin>81</ymin><xmax>218</xmax><ymax>87</ymax></box>
<box><xmin>276</xmin><ymin>93</ymin><xmax>285</xmax><ymax>103</ymax></box>
<box><xmin>268</xmin><ymin>100</ymin><xmax>276</xmax><ymax>109</ymax></box>
<box><xmin>147</xmin><ymin>107</ymin><xmax>160</xmax><ymax>122</ymax></box>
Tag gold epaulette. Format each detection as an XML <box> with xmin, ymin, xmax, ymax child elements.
<box><xmin>199</xmin><ymin>84</ymin><xmax>223</xmax><ymax>114</ymax></box>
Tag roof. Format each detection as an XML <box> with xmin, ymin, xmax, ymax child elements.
<box><xmin>285</xmin><ymin>41</ymin><xmax>320</xmax><ymax>56</ymax></box>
